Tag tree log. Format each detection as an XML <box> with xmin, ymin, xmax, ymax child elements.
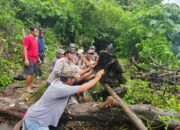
<box><xmin>0</xmin><ymin>97</ymin><xmax>179</xmax><ymax>129</ymax></box>
<box><xmin>100</xmin><ymin>83</ymin><xmax>147</xmax><ymax>130</ymax></box>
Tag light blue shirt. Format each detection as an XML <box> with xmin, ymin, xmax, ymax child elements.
<box><xmin>25</xmin><ymin>79</ymin><xmax>80</xmax><ymax>127</ymax></box>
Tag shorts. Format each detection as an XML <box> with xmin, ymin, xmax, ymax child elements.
<box><xmin>22</xmin><ymin>118</ymin><xmax>49</xmax><ymax>130</ymax></box>
<box><xmin>24</xmin><ymin>60</ymin><xmax>38</xmax><ymax>75</ymax></box>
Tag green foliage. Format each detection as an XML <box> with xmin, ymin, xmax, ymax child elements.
<box><xmin>137</xmin><ymin>35</ymin><xmax>175</xmax><ymax>64</ymax></box>
<box><xmin>0</xmin><ymin>1</ymin><xmax>179</xmax><ymax>129</ymax></box>
<box><xmin>124</xmin><ymin>79</ymin><xmax>180</xmax><ymax>113</ymax></box>
<box><xmin>44</xmin><ymin>28</ymin><xmax>60</xmax><ymax>62</ymax></box>
<box><xmin>115</xmin><ymin>3</ymin><xmax>180</xmax><ymax>66</ymax></box>
<box><xmin>159</xmin><ymin>115</ymin><xmax>180</xmax><ymax>130</ymax></box>
<box><xmin>124</xmin><ymin>79</ymin><xmax>154</xmax><ymax>104</ymax></box>
<box><xmin>30</xmin><ymin>84</ymin><xmax>47</xmax><ymax>102</ymax></box>
<box><xmin>0</xmin><ymin>0</ymin><xmax>24</xmax><ymax>43</ymax></box>
<box><xmin>162</xmin><ymin>95</ymin><xmax>180</xmax><ymax>112</ymax></box>
<box><xmin>0</xmin><ymin>58</ymin><xmax>14</xmax><ymax>90</ymax></box>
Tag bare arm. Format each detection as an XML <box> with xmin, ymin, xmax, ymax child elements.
<box><xmin>77</xmin><ymin>70</ymin><xmax>93</xmax><ymax>82</ymax></box>
<box><xmin>76</xmin><ymin>70</ymin><xmax>104</xmax><ymax>94</ymax></box>
<box><xmin>79</xmin><ymin>67</ymin><xmax>91</xmax><ymax>76</ymax></box>
<box><xmin>23</xmin><ymin>47</ymin><xmax>29</xmax><ymax>66</ymax></box>
<box><xmin>79</xmin><ymin>61</ymin><xmax>96</xmax><ymax>76</ymax></box>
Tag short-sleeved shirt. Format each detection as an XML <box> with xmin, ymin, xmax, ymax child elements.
<box><xmin>78</xmin><ymin>58</ymin><xmax>95</xmax><ymax>69</ymax></box>
<box><xmin>24</xmin><ymin>79</ymin><xmax>80</xmax><ymax>127</ymax></box>
<box><xmin>92</xmin><ymin>52</ymin><xmax>99</xmax><ymax>62</ymax></box>
<box><xmin>73</xmin><ymin>54</ymin><xmax>79</xmax><ymax>65</ymax></box>
<box><xmin>47</xmin><ymin>57</ymin><xmax>73</xmax><ymax>84</ymax></box>
<box><xmin>22</xmin><ymin>34</ymin><xmax>38</xmax><ymax>63</ymax></box>
<box><xmin>38</xmin><ymin>36</ymin><xmax>45</xmax><ymax>54</ymax></box>
<box><xmin>50</xmin><ymin>57</ymin><xmax>57</xmax><ymax>72</ymax></box>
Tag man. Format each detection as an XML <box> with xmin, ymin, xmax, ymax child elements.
<box><xmin>47</xmin><ymin>48</ymin><xmax>94</xmax><ymax>86</ymax></box>
<box><xmin>79</xmin><ymin>50</ymin><xmax>96</xmax><ymax>69</ymax></box>
<box><xmin>50</xmin><ymin>49</ymin><xmax>64</xmax><ymax>72</ymax></box>
<box><xmin>22</xmin><ymin>27</ymin><xmax>40</xmax><ymax>93</ymax></box>
<box><xmin>22</xmin><ymin>67</ymin><xmax>104</xmax><ymax>130</ymax></box>
<box><xmin>106</xmin><ymin>44</ymin><xmax>113</xmax><ymax>53</ymax></box>
<box><xmin>69</xmin><ymin>43</ymin><xmax>76</xmax><ymax>50</ymax></box>
<box><xmin>90</xmin><ymin>45</ymin><xmax>99</xmax><ymax>62</ymax></box>
<box><xmin>36</xmin><ymin>28</ymin><xmax>45</xmax><ymax>79</ymax></box>
<box><xmin>69</xmin><ymin>43</ymin><xmax>80</xmax><ymax>65</ymax></box>
<box><xmin>47</xmin><ymin>47</ymin><xmax>74</xmax><ymax>86</ymax></box>
<box><xmin>38</xmin><ymin>28</ymin><xmax>45</xmax><ymax>63</ymax></box>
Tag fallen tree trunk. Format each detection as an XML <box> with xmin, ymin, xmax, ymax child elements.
<box><xmin>0</xmin><ymin>97</ymin><xmax>179</xmax><ymax>129</ymax></box>
<box><xmin>65</xmin><ymin>103</ymin><xmax>180</xmax><ymax>130</ymax></box>
<box><xmin>100</xmin><ymin>83</ymin><xmax>147</xmax><ymax>130</ymax></box>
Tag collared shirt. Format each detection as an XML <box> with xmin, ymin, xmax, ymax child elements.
<box><xmin>47</xmin><ymin>57</ymin><xmax>73</xmax><ymax>84</ymax></box>
<box><xmin>22</xmin><ymin>34</ymin><xmax>38</xmax><ymax>63</ymax></box>
<box><xmin>25</xmin><ymin>79</ymin><xmax>80</xmax><ymax>127</ymax></box>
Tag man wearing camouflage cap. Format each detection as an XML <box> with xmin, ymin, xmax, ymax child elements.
<box><xmin>50</xmin><ymin>49</ymin><xmax>65</xmax><ymax>72</ymax></box>
<box><xmin>90</xmin><ymin>45</ymin><xmax>99</xmax><ymax>62</ymax></box>
<box><xmin>22</xmin><ymin>67</ymin><xmax>104</xmax><ymax>130</ymax></box>
<box><xmin>47</xmin><ymin>47</ymin><xmax>95</xmax><ymax>87</ymax></box>
<box><xmin>47</xmin><ymin>47</ymin><xmax>75</xmax><ymax>85</ymax></box>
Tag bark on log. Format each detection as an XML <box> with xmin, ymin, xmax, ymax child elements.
<box><xmin>100</xmin><ymin>83</ymin><xmax>147</xmax><ymax>130</ymax></box>
<box><xmin>131</xmin><ymin>57</ymin><xmax>148</xmax><ymax>71</ymax></box>
<box><xmin>0</xmin><ymin>98</ymin><xmax>179</xmax><ymax>129</ymax></box>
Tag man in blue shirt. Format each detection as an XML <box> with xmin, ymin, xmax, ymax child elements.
<box><xmin>22</xmin><ymin>66</ymin><xmax>104</xmax><ymax>130</ymax></box>
<box><xmin>36</xmin><ymin>28</ymin><xmax>45</xmax><ymax>79</ymax></box>
<box><xmin>38</xmin><ymin>28</ymin><xmax>45</xmax><ymax>63</ymax></box>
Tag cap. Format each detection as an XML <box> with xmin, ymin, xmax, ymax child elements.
<box><xmin>87</xmin><ymin>50</ymin><xmax>94</xmax><ymax>54</ymax></box>
<box><xmin>61</xmin><ymin>65</ymin><xmax>80</xmax><ymax>79</ymax></box>
<box><xmin>56</xmin><ymin>49</ymin><xmax>65</xmax><ymax>54</ymax></box>
<box><xmin>69</xmin><ymin>43</ymin><xmax>75</xmax><ymax>48</ymax></box>
<box><xmin>80</xmin><ymin>46</ymin><xmax>84</xmax><ymax>50</ymax></box>
<box><xmin>39</xmin><ymin>28</ymin><xmax>45</xmax><ymax>32</ymax></box>
<box><xmin>90</xmin><ymin>45</ymin><xmax>95</xmax><ymax>49</ymax></box>
<box><xmin>65</xmin><ymin>47</ymin><xmax>75</xmax><ymax>54</ymax></box>
<box><xmin>77</xmin><ymin>49</ymin><xmax>84</xmax><ymax>54</ymax></box>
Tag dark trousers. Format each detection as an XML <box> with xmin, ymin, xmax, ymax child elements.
<box><xmin>35</xmin><ymin>54</ymin><xmax>45</xmax><ymax>77</ymax></box>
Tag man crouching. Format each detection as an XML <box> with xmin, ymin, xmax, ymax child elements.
<box><xmin>22</xmin><ymin>66</ymin><xmax>104</xmax><ymax>130</ymax></box>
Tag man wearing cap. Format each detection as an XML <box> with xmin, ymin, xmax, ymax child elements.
<box><xmin>38</xmin><ymin>28</ymin><xmax>45</xmax><ymax>63</ymax></box>
<box><xmin>22</xmin><ymin>66</ymin><xmax>104</xmax><ymax>130</ymax></box>
<box><xmin>69</xmin><ymin>43</ymin><xmax>76</xmax><ymax>50</ymax></box>
<box><xmin>36</xmin><ymin>28</ymin><xmax>45</xmax><ymax>79</ymax></box>
<box><xmin>69</xmin><ymin>43</ymin><xmax>81</xmax><ymax>65</ymax></box>
<box><xmin>50</xmin><ymin>49</ymin><xmax>64</xmax><ymax>73</ymax></box>
<box><xmin>79</xmin><ymin>50</ymin><xmax>96</xmax><ymax>70</ymax></box>
<box><xmin>106</xmin><ymin>44</ymin><xmax>113</xmax><ymax>53</ymax></box>
<box><xmin>47</xmin><ymin>47</ymin><xmax>75</xmax><ymax>86</ymax></box>
<box><xmin>47</xmin><ymin>47</ymin><xmax>95</xmax><ymax>87</ymax></box>
<box><xmin>74</xmin><ymin>49</ymin><xmax>84</xmax><ymax>68</ymax></box>
<box><xmin>90</xmin><ymin>45</ymin><xmax>99</xmax><ymax>62</ymax></box>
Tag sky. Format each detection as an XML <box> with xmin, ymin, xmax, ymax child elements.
<box><xmin>162</xmin><ymin>0</ymin><xmax>180</xmax><ymax>6</ymax></box>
